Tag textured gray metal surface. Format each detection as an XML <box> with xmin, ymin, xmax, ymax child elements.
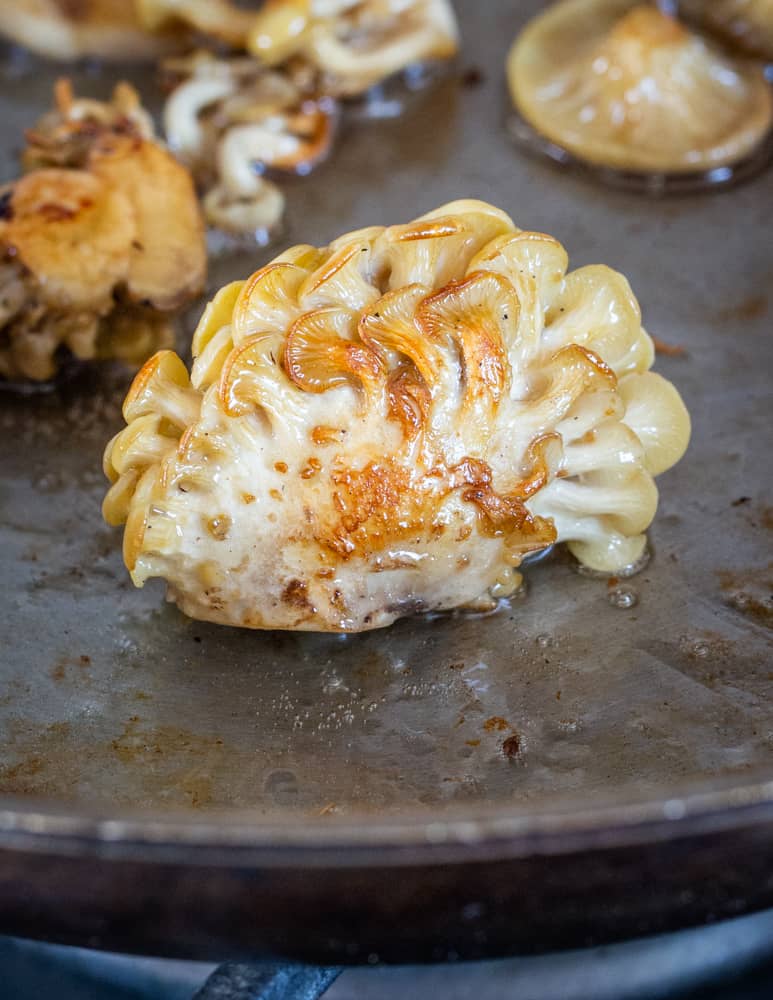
<box><xmin>0</xmin><ymin>1</ymin><xmax>771</xmax><ymax>956</ymax></box>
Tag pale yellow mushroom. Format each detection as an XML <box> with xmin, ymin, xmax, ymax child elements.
<box><xmin>248</xmin><ymin>0</ymin><xmax>459</xmax><ymax>95</ymax></box>
<box><xmin>103</xmin><ymin>199</ymin><xmax>690</xmax><ymax>632</ymax></box>
<box><xmin>507</xmin><ymin>0</ymin><xmax>773</xmax><ymax>174</ymax></box>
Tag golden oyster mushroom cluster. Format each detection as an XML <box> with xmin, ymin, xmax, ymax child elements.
<box><xmin>103</xmin><ymin>199</ymin><xmax>690</xmax><ymax>633</ymax></box>
<box><xmin>0</xmin><ymin>81</ymin><xmax>206</xmax><ymax>383</ymax></box>
<box><xmin>507</xmin><ymin>0</ymin><xmax>773</xmax><ymax>175</ymax></box>
<box><xmin>159</xmin><ymin>1</ymin><xmax>458</xmax><ymax>235</ymax></box>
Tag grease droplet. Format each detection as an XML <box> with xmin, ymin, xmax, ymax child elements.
<box><xmin>608</xmin><ymin>586</ymin><xmax>638</xmax><ymax>609</ymax></box>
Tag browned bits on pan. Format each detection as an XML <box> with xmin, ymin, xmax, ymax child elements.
<box><xmin>502</xmin><ymin>733</ymin><xmax>521</xmax><ymax>758</ymax></box>
<box><xmin>717</xmin><ymin>294</ymin><xmax>768</xmax><ymax>323</ymax></box>
<box><xmin>716</xmin><ymin>565</ymin><xmax>773</xmax><ymax>628</ymax></box>
<box><xmin>651</xmin><ymin>335</ymin><xmax>687</xmax><ymax>357</ymax></box>
<box><xmin>483</xmin><ymin>716</ymin><xmax>509</xmax><ymax>732</ymax></box>
<box><xmin>460</xmin><ymin>66</ymin><xmax>485</xmax><ymax>88</ymax></box>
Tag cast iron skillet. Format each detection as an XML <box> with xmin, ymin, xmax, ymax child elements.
<box><xmin>0</xmin><ymin>1</ymin><xmax>771</xmax><ymax>962</ymax></box>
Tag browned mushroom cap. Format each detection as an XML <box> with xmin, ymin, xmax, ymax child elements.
<box><xmin>0</xmin><ymin>0</ymin><xmax>188</xmax><ymax>61</ymax></box>
<box><xmin>507</xmin><ymin>0</ymin><xmax>773</xmax><ymax>173</ymax></box>
<box><xmin>87</xmin><ymin>134</ymin><xmax>206</xmax><ymax>311</ymax></box>
<box><xmin>680</xmin><ymin>0</ymin><xmax>773</xmax><ymax>62</ymax></box>
<box><xmin>0</xmin><ymin>169</ymin><xmax>134</xmax><ymax>312</ymax></box>
<box><xmin>20</xmin><ymin>77</ymin><xmax>206</xmax><ymax>311</ymax></box>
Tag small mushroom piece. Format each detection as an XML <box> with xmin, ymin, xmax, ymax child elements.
<box><xmin>202</xmin><ymin>176</ymin><xmax>286</xmax><ymax>238</ymax></box>
<box><xmin>89</xmin><ymin>135</ymin><xmax>206</xmax><ymax>311</ymax></box>
<box><xmin>248</xmin><ymin>0</ymin><xmax>459</xmax><ymax>96</ymax></box>
<box><xmin>24</xmin><ymin>80</ymin><xmax>206</xmax><ymax>309</ymax></box>
<box><xmin>0</xmin><ymin>82</ymin><xmax>206</xmax><ymax>384</ymax></box>
<box><xmin>507</xmin><ymin>0</ymin><xmax>773</xmax><ymax>174</ymax></box>
<box><xmin>164</xmin><ymin>55</ymin><xmax>336</xmax><ymax>237</ymax></box>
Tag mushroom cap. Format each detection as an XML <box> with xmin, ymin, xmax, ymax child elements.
<box><xmin>87</xmin><ymin>133</ymin><xmax>206</xmax><ymax>311</ymax></box>
<box><xmin>507</xmin><ymin>0</ymin><xmax>773</xmax><ymax>173</ymax></box>
<box><xmin>0</xmin><ymin>169</ymin><xmax>134</xmax><ymax>312</ymax></box>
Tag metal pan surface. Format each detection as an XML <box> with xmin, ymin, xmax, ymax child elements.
<box><xmin>0</xmin><ymin>1</ymin><xmax>771</xmax><ymax>964</ymax></box>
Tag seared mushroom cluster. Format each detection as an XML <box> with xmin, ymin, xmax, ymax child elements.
<box><xmin>103</xmin><ymin>199</ymin><xmax>690</xmax><ymax>633</ymax></box>
<box><xmin>507</xmin><ymin>0</ymin><xmax>772</xmax><ymax>176</ymax></box>
<box><xmin>160</xmin><ymin>1</ymin><xmax>458</xmax><ymax>235</ymax></box>
<box><xmin>0</xmin><ymin>81</ymin><xmax>206</xmax><ymax>383</ymax></box>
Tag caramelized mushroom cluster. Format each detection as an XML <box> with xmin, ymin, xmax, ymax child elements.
<box><xmin>0</xmin><ymin>81</ymin><xmax>206</xmax><ymax>383</ymax></box>
<box><xmin>103</xmin><ymin>199</ymin><xmax>690</xmax><ymax>633</ymax></box>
